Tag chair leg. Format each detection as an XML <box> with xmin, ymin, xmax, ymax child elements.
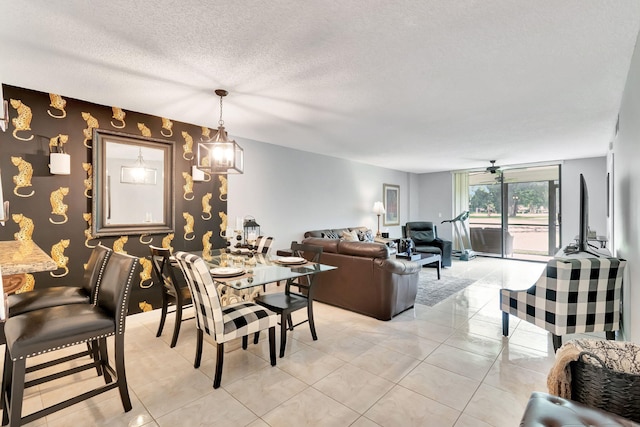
<box><xmin>606</xmin><ymin>331</ymin><xmax>616</xmax><ymax>340</ymax></box>
<box><xmin>1</xmin><ymin>350</ymin><xmax>12</xmax><ymax>415</ymax></box>
<box><xmin>156</xmin><ymin>294</ymin><xmax>169</xmax><ymax>338</ymax></box>
<box><xmin>307</xmin><ymin>299</ymin><xmax>318</xmax><ymax>341</ymax></box>
<box><xmin>502</xmin><ymin>312</ymin><xmax>509</xmax><ymax>336</ymax></box>
<box><xmin>268</xmin><ymin>327</ymin><xmax>276</xmax><ymax>366</ymax></box>
<box><xmin>98</xmin><ymin>337</ymin><xmax>113</xmax><ymax>384</ymax></box>
<box><xmin>287</xmin><ymin>314</ymin><xmax>294</xmax><ymax>331</ymax></box>
<box><xmin>114</xmin><ymin>334</ymin><xmax>132</xmax><ymax>412</ymax></box>
<box><xmin>253</xmin><ymin>331</ymin><xmax>260</xmax><ymax>345</ymax></box>
<box><xmin>213</xmin><ymin>343</ymin><xmax>224</xmax><ymax>389</ymax></box>
<box><xmin>194</xmin><ymin>329</ymin><xmax>204</xmax><ymax>368</ymax></box>
<box><xmin>89</xmin><ymin>340</ymin><xmax>103</xmax><ymax>376</ymax></box>
<box><xmin>279</xmin><ymin>314</ymin><xmax>288</xmax><ymax>358</ymax></box>
<box><xmin>242</xmin><ymin>336</ymin><xmax>248</xmax><ymax>350</ymax></box>
<box><xmin>6</xmin><ymin>357</ymin><xmax>26</xmax><ymax>427</ymax></box>
<box><xmin>170</xmin><ymin>303</ymin><xmax>182</xmax><ymax>348</ymax></box>
<box><xmin>552</xmin><ymin>334</ymin><xmax>562</xmax><ymax>352</ymax></box>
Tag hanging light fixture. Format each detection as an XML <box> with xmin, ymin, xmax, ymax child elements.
<box><xmin>131</xmin><ymin>147</ymin><xmax>147</xmax><ymax>182</ymax></box>
<box><xmin>196</xmin><ymin>89</ymin><xmax>244</xmax><ymax>174</ymax></box>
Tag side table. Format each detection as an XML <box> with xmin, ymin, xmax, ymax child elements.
<box><xmin>396</xmin><ymin>253</ymin><xmax>441</xmax><ymax>279</ymax></box>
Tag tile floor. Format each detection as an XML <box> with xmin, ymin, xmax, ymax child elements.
<box><xmin>2</xmin><ymin>257</ymin><xmax>609</xmax><ymax>426</ymax></box>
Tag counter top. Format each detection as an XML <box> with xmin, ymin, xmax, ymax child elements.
<box><xmin>0</xmin><ymin>240</ymin><xmax>57</xmax><ymax>275</ymax></box>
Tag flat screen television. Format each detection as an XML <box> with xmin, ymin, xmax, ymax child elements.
<box><xmin>578</xmin><ymin>173</ymin><xmax>589</xmax><ymax>252</ymax></box>
<box><xmin>578</xmin><ymin>173</ymin><xmax>600</xmax><ymax>256</ymax></box>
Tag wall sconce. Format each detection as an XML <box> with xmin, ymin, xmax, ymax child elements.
<box><xmin>0</xmin><ymin>168</ymin><xmax>9</xmax><ymax>226</ymax></box>
<box><xmin>49</xmin><ymin>138</ymin><xmax>70</xmax><ymax>175</ymax></box>
<box><xmin>372</xmin><ymin>201</ymin><xmax>386</xmax><ymax>237</ymax></box>
<box><xmin>191</xmin><ymin>164</ymin><xmax>205</xmax><ymax>182</ymax></box>
<box><xmin>0</xmin><ymin>83</ymin><xmax>8</xmax><ymax>132</ymax></box>
<box><xmin>196</xmin><ymin>89</ymin><xmax>244</xmax><ymax>174</ymax></box>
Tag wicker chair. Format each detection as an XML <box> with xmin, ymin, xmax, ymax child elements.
<box><xmin>500</xmin><ymin>257</ymin><xmax>626</xmax><ymax>351</ymax></box>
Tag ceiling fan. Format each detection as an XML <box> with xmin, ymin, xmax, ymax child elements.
<box><xmin>486</xmin><ymin>160</ymin><xmax>501</xmax><ymax>174</ymax></box>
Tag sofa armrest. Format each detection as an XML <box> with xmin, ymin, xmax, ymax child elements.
<box><xmin>375</xmin><ymin>258</ymin><xmax>421</xmax><ymax>275</ymax></box>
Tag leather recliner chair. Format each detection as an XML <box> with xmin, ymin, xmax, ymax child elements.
<box><xmin>404</xmin><ymin>221</ymin><xmax>452</xmax><ymax>267</ymax></box>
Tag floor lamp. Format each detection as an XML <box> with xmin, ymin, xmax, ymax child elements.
<box><xmin>372</xmin><ymin>201</ymin><xmax>386</xmax><ymax>237</ymax></box>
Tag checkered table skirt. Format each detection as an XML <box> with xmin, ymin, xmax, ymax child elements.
<box><xmin>500</xmin><ymin>257</ymin><xmax>626</xmax><ymax>335</ymax></box>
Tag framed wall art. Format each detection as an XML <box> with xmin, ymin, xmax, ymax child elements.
<box><xmin>383</xmin><ymin>183</ymin><xmax>400</xmax><ymax>226</ymax></box>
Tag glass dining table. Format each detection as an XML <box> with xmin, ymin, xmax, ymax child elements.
<box><xmin>187</xmin><ymin>249</ymin><xmax>337</xmax><ymax>305</ymax></box>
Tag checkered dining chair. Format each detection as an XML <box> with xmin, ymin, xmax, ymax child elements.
<box><xmin>500</xmin><ymin>257</ymin><xmax>626</xmax><ymax>352</ymax></box>
<box><xmin>255</xmin><ymin>236</ymin><xmax>274</xmax><ymax>255</ymax></box>
<box><xmin>173</xmin><ymin>251</ymin><xmax>277</xmax><ymax>389</ymax></box>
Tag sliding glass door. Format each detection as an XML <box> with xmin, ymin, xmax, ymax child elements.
<box><xmin>468</xmin><ymin>165</ymin><xmax>560</xmax><ymax>261</ymax></box>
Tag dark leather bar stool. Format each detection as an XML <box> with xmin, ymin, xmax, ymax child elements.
<box><xmin>149</xmin><ymin>245</ymin><xmax>193</xmax><ymax>348</ymax></box>
<box><xmin>1</xmin><ymin>251</ymin><xmax>140</xmax><ymax>427</ymax></box>
<box><xmin>7</xmin><ymin>244</ymin><xmax>112</xmax><ymax>316</ymax></box>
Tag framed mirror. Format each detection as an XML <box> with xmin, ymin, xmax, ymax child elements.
<box><xmin>92</xmin><ymin>129</ymin><xmax>175</xmax><ymax>237</ymax></box>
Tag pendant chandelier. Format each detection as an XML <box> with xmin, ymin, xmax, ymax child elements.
<box><xmin>196</xmin><ymin>89</ymin><xmax>244</xmax><ymax>174</ymax></box>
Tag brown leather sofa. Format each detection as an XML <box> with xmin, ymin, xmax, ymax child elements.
<box><xmin>301</xmin><ymin>237</ymin><xmax>421</xmax><ymax>321</ymax></box>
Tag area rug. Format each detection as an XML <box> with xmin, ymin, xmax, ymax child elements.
<box><xmin>415</xmin><ymin>270</ymin><xmax>476</xmax><ymax>307</ymax></box>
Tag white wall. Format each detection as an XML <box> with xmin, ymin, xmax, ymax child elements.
<box><xmin>415</xmin><ymin>171</ymin><xmax>454</xmax><ymax>241</ymax></box>
<box><xmin>227</xmin><ymin>137</ymin><xmax>411</xmax><ymax>247</ymax></box>
<box><xmin>613</xmin><ymin>28</ymin><xmax>640</xmax><ymax>342</ymax></box>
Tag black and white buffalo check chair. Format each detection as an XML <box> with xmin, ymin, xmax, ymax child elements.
<box><xmin>173</xmin><ymin>251</ymin><xmax>277</xmax><ymax>389</ymax></box>
<box><xmin>255</xmin><ymin>236</ymin><xmax>274</xmax><ymax>255</ymax></box>
<box><xmin>500</xmin><ymin>256</ymin><xmax>626</xmax><ymax>352</ymax></box>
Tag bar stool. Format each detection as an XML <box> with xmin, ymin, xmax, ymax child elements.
<box><xmin>1</xmin><ymin>251</ymin><xmax>139</xmax><ymax>426</ymax></box>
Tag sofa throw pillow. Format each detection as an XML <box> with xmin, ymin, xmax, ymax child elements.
<box><xmin>364</xmin><ymin>229</ymin><xmax>375</xmax><ymax>242</ymax></box>
<box><xmin>358</xmin><ymin>229</ymin><xmax>375</xmax><ymax>242</ymax></box>
<box><xmin>322</xmin><ymin>231</ymin><xmax>340</xmax><ymax>239</ymax></box>
<box><xmin>341</xmin><ymin>230</ymin><xmax>360</xmax><ymax>241</ymax></box>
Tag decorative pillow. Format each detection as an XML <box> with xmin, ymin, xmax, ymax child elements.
<box><xmin>364</xmin><ymin>229</ymin><xmax>375</xmax><ymax>242</ymax></box>
<box><xmin>322</xmin><ymin>231</ymin><xmax>340</xmax><ymax>239</ymax></box>
<box><xmin>358</xmin><ymin>229</ymin><xmax>375</xmax><ymax>242</ymax></box>
<box><xmin>341</xmin><ymin>230</ymin><xmax>360</xmax><ymax>242</ymax></box>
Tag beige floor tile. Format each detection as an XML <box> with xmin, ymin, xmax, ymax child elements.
<box><xmin>425</xmin><ymin>344</ymin><xmax>495</xmax><ymax>381</ymax></box>
<box><xmin>224</xmin><ymin>367</ymin><xmax>307</xmax><ymax>416</ymax></box>
<box><xmin>377</xmin><ymin>332</ymin><xmax>440</xmax><ymax>360</ymax></box>
<box><xmin>461</xmin><ymin>316</ymin><xmax>515</xmax><ymax>341</ymax></box>
<box><xmin>350</xmin><ymin>345</ymin><xmax>421</xmax><ymax>383</ymax></box>
<box><xmin>483</xmin><ymin>361</ymin><xmax>548</xmax><ymax>401</ymax></box>
<box><xmin>262</xmin><ymin>386</ymin><xmax>359</xmax><ymax>427</ymax></box>
<box><xmin>313</xmin><ymin>363</ymin><xmax>395</xmax><ymax>414</ymax></box>
<box><xmin>198</xmin><ymin>344</ymin><xmax>272</xmax><ymax>385</ymax></box>
<box><xmin>307</xmin><ymin>330</ymin><xmax>378</xmax><ymax>362</ymax></box>
<box><xmin>445</xmin><ymin>329</ymin><xmax>505</xmax><ymax>359</ymax></box>
<box><xmin>454</xmin><ymin>413</ymin><xmax>494</xmax><ymax>427</ymax></box>
<box><xmin>498</xmin><ymin>343</ymin><xmax>556</xmax><ymax>376</ymax></box>
<box><xmin>509</xmin><ymin>326</ymin><xmax>555</xmax><ymax>352</ymax></box>
<box><xmin>399</xmin><ymin>362</ymin><xmax>480</xmax><ymax>411</ymax></box>
<box><xmin>277</xmin><ymin>346</ymin><xmax>345</xmax><ymax>385</ymax></box>
<box><xmin>364</xmin><ymin>385</ymin><xmax>460</xmax><ymax>427</ymax></box>
<box><xmin>133</xmin><ymin>368</ymin><xmax>214</xmax><ymax>418</ymax></box>
<box><xmin>463</xmin><ymin>384</ymin><xmax>528</xmax><ymax>427</ymax></box>
<box><xmin>351</xmin><ymin>416</ymin><xmax>383</xmax><ymax>427</ymax></box>
<box><xmin>45</xmin><ymin>394</ymin><xmax>153</xmax><ymax>427</ymax></box>
<box><xmin>155</xmin><ymin>389</ymin><xmax>257</xmax><ymax>427</ymax></box>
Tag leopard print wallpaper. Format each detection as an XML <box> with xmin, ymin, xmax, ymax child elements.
<box><xmin>0</xmin><ymin>84</ymin><xmax>227</xmax><ymax>314</ymax></box>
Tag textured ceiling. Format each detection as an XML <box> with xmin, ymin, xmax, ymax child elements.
<box><xmin>1</xmin><ymin>1</ymin><xmax>639</xmax><ymax>173</ymax></box>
